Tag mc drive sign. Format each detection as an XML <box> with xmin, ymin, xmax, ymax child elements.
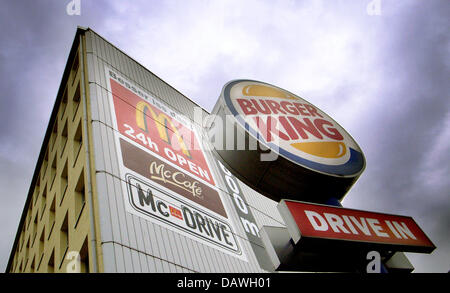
<box><xmin>278</xmin><ymin>200</ymin><xmax>435</xmax><ymax>253</ymax></box>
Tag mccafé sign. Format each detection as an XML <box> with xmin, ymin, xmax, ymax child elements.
<box><xmin>119</xmin><ymin>139</ymin><xmax>227</xmax><ymax>218</ymax></box>
<box><xmin>278</xmin><ymin>200</ymin><xmax>436</xmax><ymax>253</ymax></box>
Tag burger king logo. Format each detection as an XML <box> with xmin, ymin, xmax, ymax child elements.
<box><xmin>223</xmin><ymin>80</ymin><xmax>365</xmax><ymax>177</ymax></box>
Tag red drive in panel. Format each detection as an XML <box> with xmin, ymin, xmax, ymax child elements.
<box><xmin>278</xmin><ymin>200</ymin><xmax>435</xmax><ymax>253</ymax></box>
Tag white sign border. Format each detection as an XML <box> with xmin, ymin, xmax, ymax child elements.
<box><xmin>104</xmin><ymin>66</ymin><xmax>247</xmax><ymax>261</ymax></box>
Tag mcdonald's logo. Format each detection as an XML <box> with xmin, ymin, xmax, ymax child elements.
<box><xmin>135</xmin><ymin>101</ymin><xmax>192</xmax><ymax>158</ymax></box>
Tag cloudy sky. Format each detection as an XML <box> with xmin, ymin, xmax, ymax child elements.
<box><xmin>0</xmin><ymin>0</ymin><xmax>448</xmax><ymax>272</ymax></box>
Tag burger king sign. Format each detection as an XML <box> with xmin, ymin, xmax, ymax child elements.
<box><xmin>209</xmin><ymin>80</ymin><xmax>365</xmax><ymax>203</ymax></box>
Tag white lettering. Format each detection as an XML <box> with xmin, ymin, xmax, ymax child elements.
<box><xmin>66</xmin><ymin>0</ymin><xmax>81</xmax><ymax>16</ymax></box>
<box><xmin>366</xmin><ymin>0</ymin><xmax>381</xmax><ymax>16</ymax></box>
<box><xmin>305</xmin><ymin>210</ymin><xmax>328</xmax><ymax>231</ymax></box>
<box><xmin>187</xmin><ymin>160</ymin><xmax>199</xmax><ymax>174</ymax></box>
<box><xmin>366</xmin><ymin>251</ymin><xmax>381</xmax><ymax>273</ymax></box>
<box><xmin>349</xmin><ymin>216</ymin><xmax>372</xmax><ymax>236</ymax></box>
<box><xmin>164</xmin><ymin>147</ymin><xmax>176</xmax><ymax>161</ymax></box>
<box><xmin>240</xmin><ymin>217</ymin><xmax>259</xmax><ymax>237</ymax></box>
<box><xmin>385</xmin><ymin>220</ymin><xmax>402</xmax><ymax>239</ymax></box>
<box><xmin>393</xmin><ymin>221</ymin><xmax>417</xmax><ymax>240</ymax></box>
<box><xmin>367</xmin><ymin>218</ymin><xmax>389</xmax><ymax>237</ymax></box>
<box><xmin>342</xmin><ymin>215</ymin><xmax>359</xmax><ymax>234</ymax></box>
<box><xmin>65</xmin><ymin>251</ymin><xmax>81</xmax><ymax>273</ymax></box>
<box><xmin>324</xmin><ymin>213</ymin><xmax>350</xmax><ymax>234</ymax></box>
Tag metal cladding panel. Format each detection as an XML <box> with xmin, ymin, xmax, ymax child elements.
<box><xmin>101</xmin><ymin>242</ymin><xmax>117</xmax><ymax>273</ymax></box>
<box><xmin>84</xmin><ymin>29</ymin><xmax>277</xmax><ymax>273</ymax></box>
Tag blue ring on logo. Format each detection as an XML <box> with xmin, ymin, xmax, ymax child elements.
<box><xmin>223</xmin><ymin>80</ymin><xmax>365</xmax><ymax>176</ymax></box>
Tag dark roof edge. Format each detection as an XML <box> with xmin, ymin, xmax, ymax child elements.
<box><xmin>5</xmin><ymin>26</ymin><xmax>88</xmax><ymax>273</ymax></box>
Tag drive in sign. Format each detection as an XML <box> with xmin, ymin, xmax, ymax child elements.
<box><xmin>210</xmin><ymin>79</ymin><xmax>366</xmax><ymax>203</ymax></box>
<box><xmin>278</xmin><ymin>200</ymin><xmax>435</xmax><ymax>253</ymax></box>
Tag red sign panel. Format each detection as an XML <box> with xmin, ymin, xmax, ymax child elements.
<box><xmin>278</xmin><ymin>200</ymin><xmax>435</xmax><ymax>253</ymax></box>
<box><xmin>110</xmin><ymin>78</ymin><xmax>215</xmax><ymax>186</ymax></box>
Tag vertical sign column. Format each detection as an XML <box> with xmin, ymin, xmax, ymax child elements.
<box><xmin>215</xmin><ymin>160</ymin><xmax>272</xmax><ymax>271</ymax></box>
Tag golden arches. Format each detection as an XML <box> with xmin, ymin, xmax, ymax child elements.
<box><xmin>136</xmin><ymin>101</ymin><xmax>192</xmax><ymax>158</ymax></box>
